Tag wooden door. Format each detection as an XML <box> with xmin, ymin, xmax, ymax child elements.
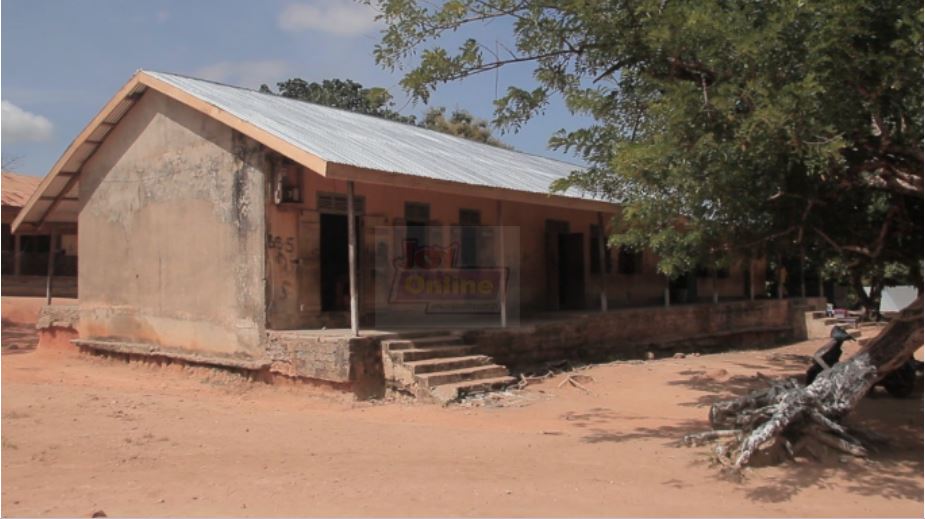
<box><xmin>558</xmin><ymin>232</ymin><xmax>586</xmax><ymax>309</ymax></box>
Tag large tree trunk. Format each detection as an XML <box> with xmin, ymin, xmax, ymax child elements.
<box><xmin>851</xmin><ymin>273</ymin><xmax>884</xmax><ymax>321</ymax></box>
<box><xmin>687</xmin><ymin>296</ymin><xmax>923</xmax><ymax>470</ymax></box>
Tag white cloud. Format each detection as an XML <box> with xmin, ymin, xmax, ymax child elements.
<box><xmin>278</xmin><ymin>1</ymin><xmax>380</xmax><ymax>37</ymax></box>
<box><xmin>1</xmin><ymin>101</ymin><xmax>53</xmax><ymax>143</ymax></box>
<box><xmin>194</xmin><ymin>60</ymin><xmax>291</xmax><ymax>88</ymax></box>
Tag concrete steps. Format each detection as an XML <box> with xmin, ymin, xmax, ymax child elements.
<box><xmin>381</xmin><ymin>335</ymin><xmax>463</xmax><ymax>350</ymax></box>
<box><xmin>806</xmin><ymin>308</ymin><xmax>886</xmax><ymax>346</ymax></box>
<box><xmin>418</xmin><ymin>364</ymin><xmax>510</xmax><ymax>387</ymax></box>
<box><xmin>382</xmin><ymin>333</ymin><xmax>514</xmax><ymax>404</ymax></box>
<box><xmin>431</xmin><ymin>375</ymin><xmax>518</xmax><ymax>403</ymax></box>
<box><xmin>405</xmin><ymin>354</ymin><xmax>493</xmax><ymax>374</ymax></box>
<box><xmin>391</xmin><ymin>344</ymin><xmax>477</xmax><ymax>362</ymax></box>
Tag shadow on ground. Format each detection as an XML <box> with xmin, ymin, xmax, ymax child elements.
<box><xmin>562</xmin><ymin>355</ymin><xmax>924</xmax><ymax>504</ymax></box>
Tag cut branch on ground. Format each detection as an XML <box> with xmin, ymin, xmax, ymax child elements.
<box><xmin>685</xmin><ymin>296</ymin><xmax>923</xmax><ymax>471</ymax></box>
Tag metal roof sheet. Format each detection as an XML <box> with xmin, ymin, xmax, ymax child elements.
<box><xmin>1</xmin><ymin>172</ymin><xmax>43</xmax><ymax>208</ymax></box>
<box><xmin>145</xmin><ymin>71</ymin><xmax>595</xmax><ymax>201</ymax></box>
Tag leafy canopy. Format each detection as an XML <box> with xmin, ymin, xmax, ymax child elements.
<box><xmin>260</xmin><ymin>78</ymin><xmax>416</xmax><ymax>124</ymax></box>
<box><xmin>372</xmin><ymin>0</ymin><xmax>923</xmax><ymax>280</ymax></box>
<box><xmin>260</xmin><ymin>77</ymin><xmax>509</xmax><ymax>147</ymax></box>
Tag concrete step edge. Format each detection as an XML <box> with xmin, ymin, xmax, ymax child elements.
<box><xmin>405</xmin><ymin>355</ymin><xmax>492</xmax><ymax>373</ymax></box>
<box><xmin>430</xmin><ymin>375</ymin><xmax>518</xmax><ymax>404</ymax></box>
<box><xmin>417</xmin><ymin>364</ymin><xmax>509</xmax><ymax>386</ymax></box>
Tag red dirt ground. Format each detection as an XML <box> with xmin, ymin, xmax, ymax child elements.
<box><xmin>1</xmin><ymin>317</ymin><xmax>922</xmax><ymax>516</ymax></box>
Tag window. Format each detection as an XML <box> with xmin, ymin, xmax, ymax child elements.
<box><xmin>589</xmin><ymin>224</ymin><xmax>612</xmax><ymax>274</ymax></box>
<box><xmin>404</xmin><ymin>202</ymin><xmax>430</xmax><ymax>224</ymax></box>
<box><xmin>1</xmin><ymin>225</ymin><xmax>11</xmax><ymax>273</ymax></box>
<box><xmin>618</xmin><ymin>246</ymin><xmax>643</xmax><ymax>275</ymax></box>
<box><xmin>19</xmin><ymin>234</ymin><xmax>51</xmax><ymax>276</ymax></box>
<box><xmin>404</xmin><ymin>202</ymin><xmax>431</xmax><ymax>268</ymax></box>
<box><xmin>317</xmin><ymin>192</ymin><xmax>365</xmax><ymax>214</ymax></box>
<box><xmin>1</xmin><ymin>224</ymin><xmax>11</xmax><ymax>253</ymax></box>
<box><xmin>696</xmin><ymin>265</ymin><xmax>730</xmax><ymax>278</ymax></box>
<box><xmin>459</xmin><ymin>209</ymin><xmax>481</xmax><ymax>267</ymax></box>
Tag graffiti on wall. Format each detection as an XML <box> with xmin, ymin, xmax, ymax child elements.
<box><xmin>268</xmin><ymin>232</ymin><xmax>296</xmax><ymax>304</ymax></box>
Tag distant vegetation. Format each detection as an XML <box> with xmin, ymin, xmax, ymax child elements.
<box><xmin>260</xmin><ymin>78</ymin><xmax>508</xmax><ymax>148</ymax></box>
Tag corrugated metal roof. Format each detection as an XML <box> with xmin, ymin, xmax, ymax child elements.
<box><xmin>1</xmin><ymin>172</ymin><xmax>43</xmax><ymax>207</ymax></box>
<box><xmin>145</xmin><ymin>71</ymin><xmax>595</xmax><ymax>201</ymax></box>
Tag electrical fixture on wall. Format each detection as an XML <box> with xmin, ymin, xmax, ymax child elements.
<box><xmin>273</xmin><ymin>161</ymin><xmax>302</xmax><ymax>205</ymax></box>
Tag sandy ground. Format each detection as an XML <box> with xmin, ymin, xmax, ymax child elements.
<box><xmin>1</xmin><ymin>318</ymin><xmax>922</xmax><ymax>517</ymax></box>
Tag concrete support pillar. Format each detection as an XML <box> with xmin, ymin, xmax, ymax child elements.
<box><xmin>347</xmin><ymin>181</ymin><xmax>359</xmax><ymax>336</ymax></box>
<box><xmin>749</xmin><ymin>260</ymin><xmax>756</xmax><ymax>301</ymax></box>
<box><xmin>799</xmin><ymin>250</ymin><xmax>806</xmax><ymax>298</ymax></box>
<box><xmin>13</xmin><ymin>234</ymin><xmax>21</xmax><ymax>276</ymax></box>
<box><xmin>45</xmin><ymin>226</ymin><xmax>57</xmax><ymax>304</ymax></box>
<box><xmin>777</xmin><ymin>268</ymin><xmax>784</xmax><ymax>300</ymax></box>
<box><xmin>712</xmin><ymin>268</ymin><xmax>719</xmax><ymax>304</ymax></box>
<box><xmin>596</xmin><ymin>212</ymin><xmax>608</xmax><ymax>313</ymax></box>
<box><xmin>497</xmin><ymin>200</ymin><xmax>507</xmax><ymax>328</ymax></box>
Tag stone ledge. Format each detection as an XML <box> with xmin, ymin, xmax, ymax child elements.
<box><xmin>73</xmin><ymin>338</ymin><xmax>269</xmax><ymax>370</ymax></box>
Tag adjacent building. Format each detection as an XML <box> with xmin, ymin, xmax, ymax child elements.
<box><xmin>2</xmin><ymin>171</ymin><xmax>77</xmax><ymax>297</ymax></box>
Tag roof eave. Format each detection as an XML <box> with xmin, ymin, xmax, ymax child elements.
<box><xmin>13</xmin><ymin>70</ymin><xmax>617</xmax><ymax>233</ymax></box>
<box><xmin>11</xmin><ymin>72</ymin><xmax>149</xmax><ymax>233</ymax></box>
<box><xmin>325</xmin><ymin>162</ymin><xmax>617</xmax><ymax>213</ymax></box>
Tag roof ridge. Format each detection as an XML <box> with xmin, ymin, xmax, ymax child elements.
<box><xmin>141</xmin><ymin>69</ymin><xmax>586</xmax><ymax>170</ymax></box>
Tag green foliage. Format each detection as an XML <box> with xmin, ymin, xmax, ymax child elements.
<box><xmin>260</xmin><ymin>78</ymin><xmax>417</xmax><ymax>124</ymax></box>
<box><xmin>372</xmin><ymin>0</ymin><xmax>923</xmax><ymax>282</ymax></box>
<box><xmin>421</xmin><ymin>107</ymin><xmax>511</xmax><ymax>147</ymax></box>
<box><xmin>261</xmin><ymin>77</ymin><xmax>509</xmax><ymax>147</ymax></box>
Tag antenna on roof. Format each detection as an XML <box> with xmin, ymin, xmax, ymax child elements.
<box><xmin>494</xmin><ymin>39</ymin><xmax>500</xmax><ymax>101</ymax></box>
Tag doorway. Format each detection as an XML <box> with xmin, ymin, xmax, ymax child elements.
<box><xmin>558</xmin><ymin>233</ymin><xmax>586</xmax><ymax>309</ymax></box>
<box><xmin>669</xmin><ymin>273</ymin><xmax>697</xmax><ymax>304</ymax></box>
<box><xmin>546</xmin><ymin>220</ymin><xmax>586</xmax><ymax>310</ymax></box>
<box><xmin>319</xmin><ymin>213</ymin><xmax>357</xmax><ymax>312</ymax></box>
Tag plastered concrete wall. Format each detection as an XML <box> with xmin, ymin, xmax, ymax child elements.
<box><xmin>77</xmin><ymin>90</ymin><xmax>267</xmax><ymax>360</ymax></box>
<box><xmin>265</xmin><ymin>331</ymin><xmax>384</xmax><ymax>398</ymax></box>
<box><xmin>265</xmin><ymin>165</ymin><xmax>767</xmax><ymax>328</ymax></box>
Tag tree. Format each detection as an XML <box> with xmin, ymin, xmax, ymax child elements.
<box><xmin>421</xmin><ymin>107</ymin><xmax>511</xmax><ymax>148</ymax></box>
<box><xmin>261</xmin><ymin>77</ymin><xmax>510</xmax><ymax>147</ymax></box>
<box><xmin>260</xmin><ymin>78</ymin><xmax>416</xmax><ymax>124</ymax></box>
<box><xmin>2</xmin><ymin>154</ymin><xmax>23</xmax><ymax>171</ymax></box>
<box><xmin>372</xmin><ymin>0</ymin><xmax>923</xmax><ymax>469</ymax></box>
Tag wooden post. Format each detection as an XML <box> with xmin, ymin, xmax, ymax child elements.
<box><xmin>13</xmin><ymin>234</ymin><xmax>22</xmax><ymax>276</ymax></box>
<box><xmin>596</xmin><ymin>212</ymin><xmax>608</xmax><ymax>312</ymax></box>
<box><xmin>497</xmin><ymin>201</ymin><xmax>507</xmax><ymax>328</ymax></box>
<box><xmin>664</xmin><ymin>276</ymin><xmax>671</xmax><ymax>307</ymax></box>
<box><xmin>347</xmin><ymin>181</ymin><xmax>359</xmax><ymax>336</ymax></box>
<box><xmin>45</xmin><ymin>226</ymin><xmax>57</xmax><ymax>304</ymax></box>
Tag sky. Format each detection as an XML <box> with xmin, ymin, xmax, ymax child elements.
<box><xmin>1</xmin><ymin>0</ymin><xmax>590</xmax><ymax>176</ymax></box>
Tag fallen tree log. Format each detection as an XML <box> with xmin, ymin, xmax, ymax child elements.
<box><xmin>688</xmin><ymin>296</ymin><xmax>923</xmax><ymax>470</ymax></box>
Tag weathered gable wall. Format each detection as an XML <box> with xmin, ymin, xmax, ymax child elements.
<box><xmin>77</xmin><ymin>90</ymin><xmax>267</xmax><ymax>361</ymax></box>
